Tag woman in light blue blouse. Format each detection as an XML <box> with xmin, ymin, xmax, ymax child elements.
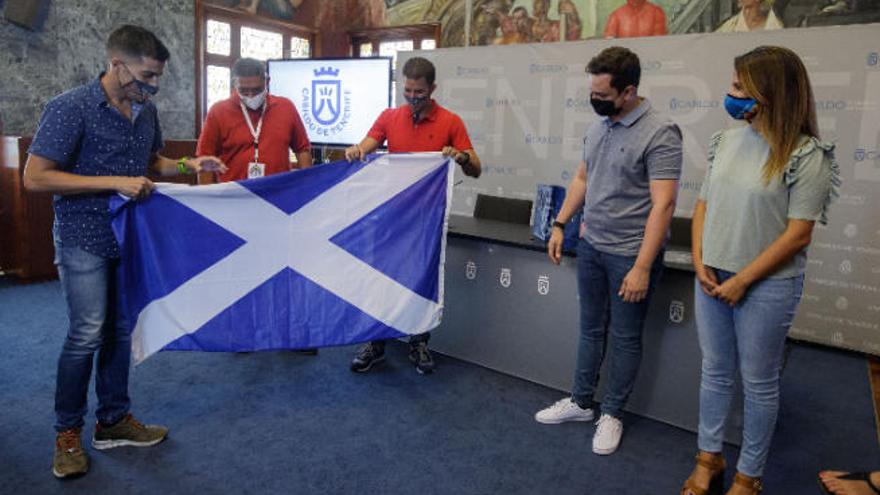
<box><xmin>680</xmin><ymin>46</ymin><xmax>839</xmax><ymax>495</ymax></box>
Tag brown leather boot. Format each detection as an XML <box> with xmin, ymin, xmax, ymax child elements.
<box><xmin>727</xmin><ymin>472</ymin><xmax>763</xmax><ymax>494</ymax></box>
<box><xmin>681</xmin><ymin>451</ymin><xmax>726</xmax><ymax>495</ymax></box>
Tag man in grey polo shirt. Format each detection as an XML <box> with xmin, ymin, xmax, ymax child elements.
<box><xmin>534</xmin><ymin>46</ymin><xmax>682</xmax><ymax>455</ymax></box>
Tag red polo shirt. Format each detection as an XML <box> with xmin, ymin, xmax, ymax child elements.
<box><xmin>367</xmin><ymin>100</ymin><xmax>473</xmax><ymax>153</ymax></box>
<box><xmin>197</xmin><ymin>93</ymin><xmax>311</xmax><ymax>182</ymax></box>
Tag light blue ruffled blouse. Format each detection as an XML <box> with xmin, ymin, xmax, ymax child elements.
<box><xmin>698</xmin><ymin>125</ymin><xmax>840</xmax><ymax>278</ymax></box>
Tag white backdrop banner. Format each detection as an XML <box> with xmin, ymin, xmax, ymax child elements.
<box><xmin>403</xmin><ymin>23</ymin><xmax>880</xmax><ymax>356</ymax></box>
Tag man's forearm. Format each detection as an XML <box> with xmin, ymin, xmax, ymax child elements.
<box><xmin>358</xmin><ymin>137</ymin><xmax>380</xmax><ymax>155</ymax></box>
<box><xmin>25</xmin><ymin>167</ymin><xmax>119</xmax><ymax>195</ymax></box>
<box><xmin>149</xmin><ymin>155</ymin><xmax>181</xmax><ymax>177</ymax></box>
<box><xmin>295</xmin><ymin>150</ymin><xmax>313</xmax><ymax>168</ymax></box>
<box><xmin>634</xmin><ymin>198</ymin><xmax>675</xmax><ymax>270</ymax></box>
<box><xmin>556</xmin><ymin>176</ymin><xmax>587</xmax><ymax>224</ymax></box>
<box><xmin>24</xmin><ymin>154</ymin><xmax>120</xmax><ymax>195</ymax></box>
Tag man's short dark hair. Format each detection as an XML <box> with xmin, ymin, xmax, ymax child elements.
<box><xmin>232</xmin><ymin>58</ymin><xmax>266</xmax><ymax>80</ymax></box>
<box><xmin>586</xmin><ymin>46</ymin><xmax>641</xmax><ymax>92</ymax></box>
<box><xmin>106</xmin><ymin>25</ymin><xmax>170</xmax><ymax>62</ymax></box>
<box><xmin>402</xmin><ymin>57</ymin><xmax>436</xmax><ymax>85</ymax></box>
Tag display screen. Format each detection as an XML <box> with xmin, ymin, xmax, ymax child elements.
<box><xmin>268</xmin><ymin>57</ymin><xmax>393</xmax><ymax>147</ymax></box>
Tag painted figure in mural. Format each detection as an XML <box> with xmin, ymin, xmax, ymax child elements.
<box><xmin>316</xmin><ymin>0</ymin><xmax>386</xmax><ymax>36</ymax></box>
<box><xmin>531</xmin><ymin>0</ymin><xmax>561</xmax><ymax>41</ymax></box>
<box><xmin>513</xmin><ymin>6</ymin><xmax>538</xmax><ymax>39</ymax></box>
<box><xmin>716</xmin><ymin>0</ymin><xmax>783</xmax><ymax>32</ymax></box>
<box><xmin>818</xmin><ymin>0</ymin><xmax>858</xmax><ymax>14</ymax></box>
<box><xmin>816</xmin><ymin>0</ymin><xmax>880</xmax><ymax>18</ymax></box>
<box><xmin>235</xmin><ymin>0</ymin><xmax>303</xmax><ymax>16</ymax></box>
<box><xmin>487</xmin><ymin>5</ymin><xmax>534</xmax><ymax>43</ymax></box>
<box><xmin>558</xmin><ymin>0</ymin><xmax>584</xmax><ymax>40</ymax></box>
<box><xmin>474</xmin><ymin>0</ymin><xmax>515</xmax><ymax>45</ymax></box>
<box><xmin>483</xmin><ymin>0</ymin><xmax>583</xmax><ymax>44</ymax></box>
<box><xmin>603</xmin><ymin>0</ymin><xmax>668</xmax><ymax>38</ymax></box>
<box><xmin>528</xmin><ymin>0</ymin><xmax>583</xmax><ymax>42</ymax></box>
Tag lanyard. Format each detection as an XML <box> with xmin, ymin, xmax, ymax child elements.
<box><xmin>240</xmin><ymin>101</ymin><xmax>267</xmax><ymax>162</ymax></box>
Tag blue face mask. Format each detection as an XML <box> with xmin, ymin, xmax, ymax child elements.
<box><xmin>724</xmin><ymin>94</ymin><xmax>757</xmax><ymax>120</ymax></box>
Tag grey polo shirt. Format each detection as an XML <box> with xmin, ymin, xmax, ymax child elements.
<box><xmin>581</xmin><ymin>99</ymin><xmax>682</xmax><ymax>256</ymax></box>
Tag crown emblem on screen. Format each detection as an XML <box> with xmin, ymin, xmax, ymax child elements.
<box><xmin>314</xmin><ymin>67</ymin><xmax>340</xmax><ymax>77</ymax></box>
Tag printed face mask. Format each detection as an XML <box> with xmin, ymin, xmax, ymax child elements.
<box><xmin>120</xmin><ymin>64</ymin><xmax>158</xmax><ymax>102</ymax></box>
<box><xmin>724</xmin><ymin>94</ymin><xmax>757</xmax><ymax>120</ymax></box>
<box><xmin>405</xmin><ymin>94</ymin><xmax>429</xmax><ymax>108</ymax></box>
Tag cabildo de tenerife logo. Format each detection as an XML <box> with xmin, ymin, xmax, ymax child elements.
<box><xmin>301</xmin><ymin>66</ymin><xmax>351</xmax><ymax>138</ymax></box>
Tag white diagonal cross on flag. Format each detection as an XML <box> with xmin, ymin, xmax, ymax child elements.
<box><xmin>130</xmin><ymin>154</ymin><xmax>453</xmax><ymax>363</ymax></box>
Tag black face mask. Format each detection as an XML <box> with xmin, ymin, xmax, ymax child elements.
<box><xmin>590</xmin><ymin>97</ymin><xmax>621</xmax><ymax>117</ymax></box>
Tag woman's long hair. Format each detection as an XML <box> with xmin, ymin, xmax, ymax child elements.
<box><xmin>734</xmin><ymin>46</ymin><xmax>819</xmax><ymax>183</ymax></box>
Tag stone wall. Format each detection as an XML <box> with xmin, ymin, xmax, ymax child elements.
<box><xmin>0</xmin><ymin>0</ymin><xmax>196</xmax><ymax>139</ymax></box>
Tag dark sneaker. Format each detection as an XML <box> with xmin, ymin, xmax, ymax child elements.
<box><xmin>53</xmin><ymin>428</ymin><xmax>88</xmax><ymax>479</ymax></box>
<box><xmin>409</xmin><ymin>342</ymin><xmax>435</xmax><ymax>374</ymax></box>
<box><xmin>350</xmin><ymin>343</ymin><xmax>385</xmax><ymax>373</ymax></box>
<box><xmin>92</xmin><ymin>414</ymin><xmax>168</xmax><ymax>450</ymax></box>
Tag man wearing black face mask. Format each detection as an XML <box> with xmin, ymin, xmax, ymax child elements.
<box><xmin>24</xmin><ymin>25</ymin><xmax>226</xmax><ymax>479</ymax></box>
<box><xmin>344</xmin><ymin>56</ymin><xmax>481</xmax><ymax>375</ymax></box>
<box><xmin>534</xmin><ymin>46</ymin><xmax>682</xmax><ymax>456</ymax></box>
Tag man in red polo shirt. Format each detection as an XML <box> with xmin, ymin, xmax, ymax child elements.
<box><xmin>344</xmin><ymin>56</ymin><xmax>481</xmax><ymax>375</ymax></box>
<box><xmin>197</xmin><ymin>57</ymin><xmax>312</xmax><ymax>182</ymax></box>
<box><xmin>197</xmin><ymin>57</ymin><xmax>317</xmax><ymax>355</ymax></box>
<box><xmin>603</xmin><ymin>0</ymin><xmax>668</xmax><ymax>38</ymax></box>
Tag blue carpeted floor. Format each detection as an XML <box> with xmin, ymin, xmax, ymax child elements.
<box><xmin>1</xmin><ymin>278</ymin><xmax>877</xmax><ymax>494</ymax></box>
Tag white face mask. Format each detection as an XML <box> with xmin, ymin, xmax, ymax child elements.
<box><xmin>240</xmin><ymin>89</ymin><xmax>267</xmax><ymax>111</ymax></box>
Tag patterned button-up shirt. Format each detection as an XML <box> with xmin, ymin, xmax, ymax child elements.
<box><xmin>29</xmin><ymin>75</ymin><xmax>163</xmax><ymax>258</ymax></box>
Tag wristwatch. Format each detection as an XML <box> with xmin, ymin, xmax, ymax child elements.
<box><xmin>552</xmin><ymin>220</ymin><xmax>566</xmax><ymax>230</ymax></box>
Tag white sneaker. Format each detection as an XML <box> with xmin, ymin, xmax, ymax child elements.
<box><xmin>534</xmin><ymin>398</ymin><xmax>594</xmax><ymax>424</ymax></box>
<box><xmin>592</xmin><ymin>414</ymin><xmax>623</xmax><ymax>455</ymax></box>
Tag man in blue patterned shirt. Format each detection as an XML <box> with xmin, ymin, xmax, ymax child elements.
<box><xmin>24</xmin><ymin>25</ymin><xmax>225</xmax><ymax>479</ymax></box>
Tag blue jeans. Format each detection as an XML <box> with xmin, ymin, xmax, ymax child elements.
<box><xmin>571</xmin><ymin>239</ymin><xmax>663</xmax><ymax>418</ymax></box>
<box><xmin>54</xmin><ymin>240</ymin><xmax>131</xmax><ymax>432</ymax></box>
<box><xmin>695</xmin><ymin>270</ymin><xmax>803</xmax><ymax>477</ymax></box>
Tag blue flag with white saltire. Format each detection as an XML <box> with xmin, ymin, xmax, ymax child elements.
<box><xmin>111</xmin><ymin>153</ymin><xmax>453</xmax><ymax>364</ymax></box>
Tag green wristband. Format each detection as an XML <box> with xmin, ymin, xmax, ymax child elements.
<box><xmin>177</xmin><ymin>156</ymin><xmax>191</xmax><ymax>174</ymax></box>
